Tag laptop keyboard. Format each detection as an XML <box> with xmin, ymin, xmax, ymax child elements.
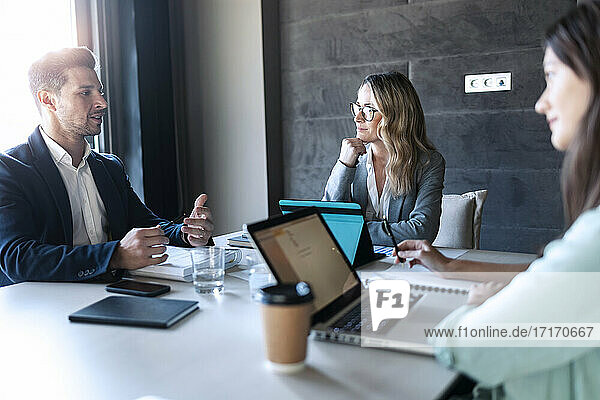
<box><xmin>329</xmin><ymin>292</ymin><xmax>423</xmax><ymax>335</ymax></box>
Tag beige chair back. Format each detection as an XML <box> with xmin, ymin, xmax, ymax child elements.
<box><xmin>432</xmin><ymin>190</ymin><xmax>488</xmax><ymax>249</ymax></box>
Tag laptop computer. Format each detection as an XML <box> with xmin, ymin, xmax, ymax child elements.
<box><xmin>279</xmin><ymin>199</ymin><xmax>385</xmax><ymax>268</ymax></box>
<box><xmin>246</xmin><ymin>207</ymin><xmax>470</xmax><ymax>356</ymax></box>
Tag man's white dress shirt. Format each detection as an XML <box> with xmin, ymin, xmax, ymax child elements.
<box><xmin>40</xmin><ymin>128</ymin><xmax>108</xmax><ymax>246</ymax></box>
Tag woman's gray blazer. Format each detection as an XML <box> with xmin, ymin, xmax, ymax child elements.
<box><xmin>323</xmin><ymin>150</ymin><xmax>445</xmax><ymax>246</ymax></box>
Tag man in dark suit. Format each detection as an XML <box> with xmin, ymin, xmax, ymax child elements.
<box><xmin>0</xmin><ymin>47</ymin><xmax>214</xmax><ymax>286</ymax></box>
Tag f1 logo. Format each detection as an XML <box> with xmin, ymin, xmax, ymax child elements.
<box><xmin>368</xmin><ymin>279</ymin><xmax>410</xmax><ymax>331</ymax></box>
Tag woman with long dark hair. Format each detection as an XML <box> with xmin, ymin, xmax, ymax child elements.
<box><xmin>323</xmin><ymin>71</ymin><xmax>445</xmax><ymax>245</ymax></box>
<box><xmin>396</xmin><ymin>2</ymin><xmax>600</xmax><ymax>398</ymax></box>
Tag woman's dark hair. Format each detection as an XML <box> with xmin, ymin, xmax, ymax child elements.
<box><xmin>545</xmin><ymin>0</ymin><xmax>600</xmax><ymax>228</ymax></box>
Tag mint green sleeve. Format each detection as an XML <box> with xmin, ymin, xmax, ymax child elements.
<box><xmin>430</xmin><ymin>207</ymin><xmax>600</xmax><ymax>388</ymax></box>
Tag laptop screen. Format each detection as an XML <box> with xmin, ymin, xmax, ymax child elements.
<box><xmin>251</xmin><ymin>213</ymin><xmax>360</xmax><ymax>313</ymax></box>
<box><xmin>279</xmin><ymin>200</ymin><xmax>363</xmax><ymax>265</ymax></box>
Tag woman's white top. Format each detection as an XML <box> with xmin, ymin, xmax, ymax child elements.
<box><xmin>365</xmin><ymin>145</ymin><xmax>392</xmax><ymax>221</ymax></box>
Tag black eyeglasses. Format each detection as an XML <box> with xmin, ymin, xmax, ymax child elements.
<box><xmin>349</xmin><ymin>102</ymin><xmax>379</xmax><ymax>122</ymax></box>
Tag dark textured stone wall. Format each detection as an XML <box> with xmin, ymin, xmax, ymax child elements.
<box><xmin>279</xmin><ymin>0</ymin><xmax>575</xmax><ymax>253</ymax></box>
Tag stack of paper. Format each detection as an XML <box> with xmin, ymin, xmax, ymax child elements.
<box><xmin>226</xmin><ymin>234</ymin><xmax>253</xmax><ymax>248</ymax></box>
<box><xmin>129</xmin><ymin>246</ymin><xmax>242</xmax><ymax>282</ymax></box>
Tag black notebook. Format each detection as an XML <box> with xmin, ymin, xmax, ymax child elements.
<box><xmin>69</xmin><ymin>296</ymin><xmax>198</xmax><ymax>328</ymax></box>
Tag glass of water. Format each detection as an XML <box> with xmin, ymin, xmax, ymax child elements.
<box><xmin>191</xmin><ymin>247</ymin><xmax>225</xmax><ymax>294</ymax></box>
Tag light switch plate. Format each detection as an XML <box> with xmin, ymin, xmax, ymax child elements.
<box><xmin>465</xmin><ymin>72</ymin><xmax>511</xmax><ymax>93</ymax></box>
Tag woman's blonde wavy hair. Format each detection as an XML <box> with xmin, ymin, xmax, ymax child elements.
<box><xmin>362</xmin><ymin>71</ymin><xmax>435</xmax><ymax>197</ymax></box>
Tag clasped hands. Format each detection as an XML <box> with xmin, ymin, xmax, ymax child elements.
<box><xmin>110</xmin><ymin>193</ymin><xmax>214</xmax><ymax>270</ymax></box>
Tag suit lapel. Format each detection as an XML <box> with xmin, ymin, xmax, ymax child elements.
<box><xmin>87</xmin><ymin>152</ymin><xmax>127</xmax><ymax>239</ymax></box>
<box><xmin>388</xmin><ymin>195</ymin><xmax>406</xmax><ymax>223</ymax></box>
<box><xmin>354</xmin><ymin>162</ymin><xmax>369</xmax><ymax>209</ymax></box>
<box><xmin>29</xmin><ymin>128</ymin><xmax>73</xmax><ymax>245</ymax></box>
<box><xmin>355</xmin><ymin>159</ymin><xmax>406</xmax><ymax>222</ymax></box>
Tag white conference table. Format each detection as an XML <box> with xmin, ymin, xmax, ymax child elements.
<box><xmin>0</xmin><ymin>233</ymin><xmax>537</xmax><ymax>400</ymax></box>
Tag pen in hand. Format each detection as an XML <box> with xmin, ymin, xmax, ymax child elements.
<box><xmin>382</xmin><ymin>219</ymin><xmax>406</xmax><ymax>264</ymax></box>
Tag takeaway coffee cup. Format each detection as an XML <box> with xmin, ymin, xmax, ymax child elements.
<box><xmin>255</xmin><ymin>282</ymin><xmax>313</xmax><ymax>373</ymax></box>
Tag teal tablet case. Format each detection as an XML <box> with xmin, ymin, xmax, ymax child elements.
<box><xmin>279</xmin><ymin>200</ymin><xmax>363</xmax><ymax>265</ymax></box>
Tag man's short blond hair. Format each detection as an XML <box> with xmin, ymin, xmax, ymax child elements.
<box><xmin>28</xmin><ymin>47</ymin><xmax>98</xmax><ymax>113</ymax></box>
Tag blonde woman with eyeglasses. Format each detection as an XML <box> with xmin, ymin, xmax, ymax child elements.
<box><xmin>323</xmin><ymin>71</ymin><xmax>445</xmax><ymax>246</ymax></box>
